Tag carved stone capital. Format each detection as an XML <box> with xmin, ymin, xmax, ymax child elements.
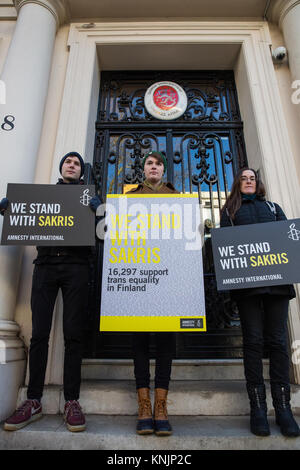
<box><xmin>267</xmin><ymin>0</ymin><xmax>300</xmax><ymax>29</ymax></box>
<box><xmin>14</xmin><ymin>0</ymin><xmax>67</xmax><ymax>28</ymax></box>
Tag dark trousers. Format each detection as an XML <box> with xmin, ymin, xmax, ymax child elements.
<box><xmin>237</xmin><ymin>294</ymin><xmax>290</xmax><ymax>387</ymax></box>
<box><xmin>132</xmin><ymin>332</ymin><xmax>175</xmax><ymax>390</ymax></box>
<box><xmin>27</xmin><ymin>263</ymin><xmax>89</xmax><ymax>401</ymax></box>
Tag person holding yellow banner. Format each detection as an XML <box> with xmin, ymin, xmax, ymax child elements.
<box><xmin>220</xmin><ymin>168</ymin><xmax>299</xmax><ymax>438</ymax></box>
<box><xmin>127</xmin><ymin>151</ymin><xmax>179</xmax><ymax>436</ymax></box>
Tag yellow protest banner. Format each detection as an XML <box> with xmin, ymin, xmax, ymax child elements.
<box><xmin>99</xmin><ymin>194</ymin><xmax>206</xmax><ymax>332</ymax></box>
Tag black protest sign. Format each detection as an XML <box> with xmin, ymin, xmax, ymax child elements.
<box><xmin>211</xmin><ymin>219</ymin><xmax>300</xmax><ymax>290</ymax></box>
<box><xmin>1</xmin><ymin>183</ymin><xmax>95</xmax><ymax>246</ymax></box>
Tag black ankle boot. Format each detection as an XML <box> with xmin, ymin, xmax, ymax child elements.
<box><xmin>246</xmin><ymin>383</ymin><xmax>270</xmax><ymax>436</ymax></box>
<box><xmin>271</xmin><ymin>383</ymin><xmax>300</xmax><ymax>437</ymax></box>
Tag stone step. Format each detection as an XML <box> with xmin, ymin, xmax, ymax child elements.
<box><xmin>17</xmin><ymin>380</ymin><xmax>300</xmax><ymax>416</ymax></box>
<box><xmin>1</xmin><ymin>414</ymin><xmax>300</xmax><ymax>450</ymax></box>
<box><xmin>81</xmin><ymin>359</ymin><xmax>270</xmax><ymax>381</ymax></box>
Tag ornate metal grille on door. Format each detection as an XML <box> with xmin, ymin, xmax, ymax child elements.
<box><xmin>84</xmin><ymin>70</ymin><xmax>248</xmax><ymax>359</ymax></box>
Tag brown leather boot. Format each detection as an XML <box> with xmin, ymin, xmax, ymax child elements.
<box><xmin>153</xmin><ymin>388</ymin><xmax>172</xmax><ymax>436</ymax></box>
<box><xmin>136</xmin><ymin>388</ymin><xmax>154</xmax><ymax>435</ymax></box>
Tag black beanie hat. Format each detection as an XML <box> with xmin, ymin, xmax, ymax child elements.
<box><xmin>59</xmin><ymin>152</ymin><xmax>85</xmax><ymax>178</ymax></box>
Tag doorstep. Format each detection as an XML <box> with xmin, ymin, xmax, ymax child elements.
<box><xmin>16</xmin><ymin>380</ymin><xmax>300</xmax><ymax>416</ymax></box>
<box><xmin>1</xmin><ymin>415</ymin><xmax>300</xmax><ymax>450</ymax></box>
<box><xmin>81</xmin><ymin>358</ymin><xmax>270</xmax><ymax>381</ymax></box>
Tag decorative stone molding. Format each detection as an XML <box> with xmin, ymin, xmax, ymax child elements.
<box><xmin>0</xmin><ymin>321</ymin><xmax>25</xmax><ymax>363</ymax></box>
<box><xmin>267</xmin><ymin>0</ymin><xmax>300</xmax><ymax>87</ymax></box>
<box><xmin>267</xmin><ymin>0</ymin><xmax>300</xmax><ymax>28</ymax></box>
<box><xmin>14</xmin><ymin>0</ymin><xmax>67</xmax><ymax>28</ymax></box>
<box><xmin>47</xmin><ymin>20</ymin><xmax>300</xmax><ymax>385</ymax></box>
<box><xmin>0</xmin><ymin>1</ymin><xmax>17</xmax><ymax>20</ymax></box>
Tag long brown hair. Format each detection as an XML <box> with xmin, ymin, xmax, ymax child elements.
<box><xmin>221</xmin><ymin>167</ymin><xmax>266</xmax><ymax>220</ymax></box>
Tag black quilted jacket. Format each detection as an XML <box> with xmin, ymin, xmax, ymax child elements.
<box><xmin>220</xmin><ymin>196</ymin><xmax>285</xmax><ymax>227</ymax></box>
<box><xmin>33</xmin><ymin>179</ymin><xmax>92</xmax><ymax>265</ymax></box>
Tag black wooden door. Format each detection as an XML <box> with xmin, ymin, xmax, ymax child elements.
<box><xmin>83</xmin><ymin>70</ymin><xmax>248</xmax><ymax>359</ymax></box>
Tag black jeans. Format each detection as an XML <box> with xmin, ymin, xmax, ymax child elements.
<box><xmin>237</xmin><ymin>294</ymin><xmax>290</xmax><ymax>387</ymax></box>
<box><xmin>27</xmin><ymin>263</ymin><xmax>90</xmax><ymax>401</ymax></box>
<box><xmin>132</xmin><ymin>332</ymin><xmax>175</xmax><ymax>390</ymax></box>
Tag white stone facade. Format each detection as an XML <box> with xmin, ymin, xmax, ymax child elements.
<box><xmin>0</xmin><ymin>0</ymin><xmax>300</xmax><ymax>421</ymax></box>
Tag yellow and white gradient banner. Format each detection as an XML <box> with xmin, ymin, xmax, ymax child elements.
<box><xmin>99</xmin><ymin>194</ymin><xmax>206</xmax><ymax>332</ymax></box>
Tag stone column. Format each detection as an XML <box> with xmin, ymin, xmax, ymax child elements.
<box><xmin>268</xmin><ymin>0</ymin><xmax>300</xmax><ymax>384</ymax></box>
<box><xmin>0</xmin><ymin>0</ymin><xmax>66</xmax><ymax>420</ymax></box>
<box><xmin>268</xmin><ymin>0</ymin><xmax>300</xmax><ymax>118</ymax></box>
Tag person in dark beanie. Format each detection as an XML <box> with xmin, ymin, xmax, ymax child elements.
<box><xmin>59</xmin><ymin>151</ymin><xmax>85</xmax><ymax>179</ymax></box>
<box><xmin>3</xmin><ymin>152</ymin><xmax>101</xmax><ymax>433</ymax></box>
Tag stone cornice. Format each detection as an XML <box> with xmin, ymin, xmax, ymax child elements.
<box><xmin>267</xmin><ymin>0</ymin><xmax>300</xmax><ymax>28</ymax></box>
<box><xmin>14</xmin><ymin>0</ymin><xmax>68</xmax><ymax>28</ymax></box>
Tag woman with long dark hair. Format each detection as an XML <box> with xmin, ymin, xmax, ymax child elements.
<box><xmin>220</xmin><ymin>167</ymin><xmax>300</xmax><ymax>438</ymax></box>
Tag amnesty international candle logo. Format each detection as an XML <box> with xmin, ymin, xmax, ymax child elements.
<box><xmin>1</xmin><ymin>183</ymin><xmax>95</xmax><ymax>246</ymax></box>
<box><xmin>80</xmin><ymin>188</ymin><xmax>92</xmax><ymax>207</ymax></box>
<box><xmin>99</xmin><ymin>194</ymin><xmax>206</xmax><ymax>332</ymax></box>
<box><xmin>288</xmin><ymin>223</ymin><xmax>300</xmax><ymax>241</ymax></box>
<box><xmin>144</xmin><ymin>81</ymin><xmax>187</xmax><ymax>120</ymax></box>
<box><xmin>211</xmin><ymin>219</ymin><xmax>300</xmax><ymax>290</ymax></box>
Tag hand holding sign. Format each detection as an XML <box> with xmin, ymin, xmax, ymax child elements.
<box><xmin>0</xmin><ymin>197</ymin><xmax>9</xmax><ymax>215</ymax></box>
<box><xmin>89</xmin><ymin>195</ymin><xmax>102</xmax><ymax>213</ymax></box>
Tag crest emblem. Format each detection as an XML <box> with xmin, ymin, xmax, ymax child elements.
<box><xmin>153</xmin><ymin>85</ymin><xmax>179</xmax><ymax>110</ymax></box>
<box><xmin>144</xmin><ymin>81</ymin><xmax>187</xmax><ymax>121</ymax></box>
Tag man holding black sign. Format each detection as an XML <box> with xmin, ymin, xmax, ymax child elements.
<box><xmin>3</xmin><ymin>152</ymin><xmax>101</xmax><ymax>433</ymax></box>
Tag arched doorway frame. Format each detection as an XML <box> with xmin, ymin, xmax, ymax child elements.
<box><xmin>48</xmin><ymin>20</ymin><xmax>300</xmax><ymax>385</ymax></box>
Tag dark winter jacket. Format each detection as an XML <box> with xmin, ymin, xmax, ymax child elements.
<box><xmin>127</xmin><ymin>181</ymin><xmax>179</xmax><ymax>194</ymax></box>
<box><xmin>220</xmin><ymin>196</ymin><xmax>285</xmax><ymax>227</ymax></box>
<box><xmin>33</xmin><ymin>179</ymin><xmax>92</xmax><ymax>265</ymax></box>
<box><xmin>220</xmin><ymin>195</ymin><xmax>296</xmax><ymax>300</ymax></box>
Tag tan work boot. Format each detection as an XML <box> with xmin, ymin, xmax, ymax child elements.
<box><xmin>153</xmin><ymin>388</ymin><xmax>172</xmax><ymax>436</ymax></box>
<box><xmin>136</xmin><ymin>387</ymin><xmax>154</xmax><ymax>435</ymax></box>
